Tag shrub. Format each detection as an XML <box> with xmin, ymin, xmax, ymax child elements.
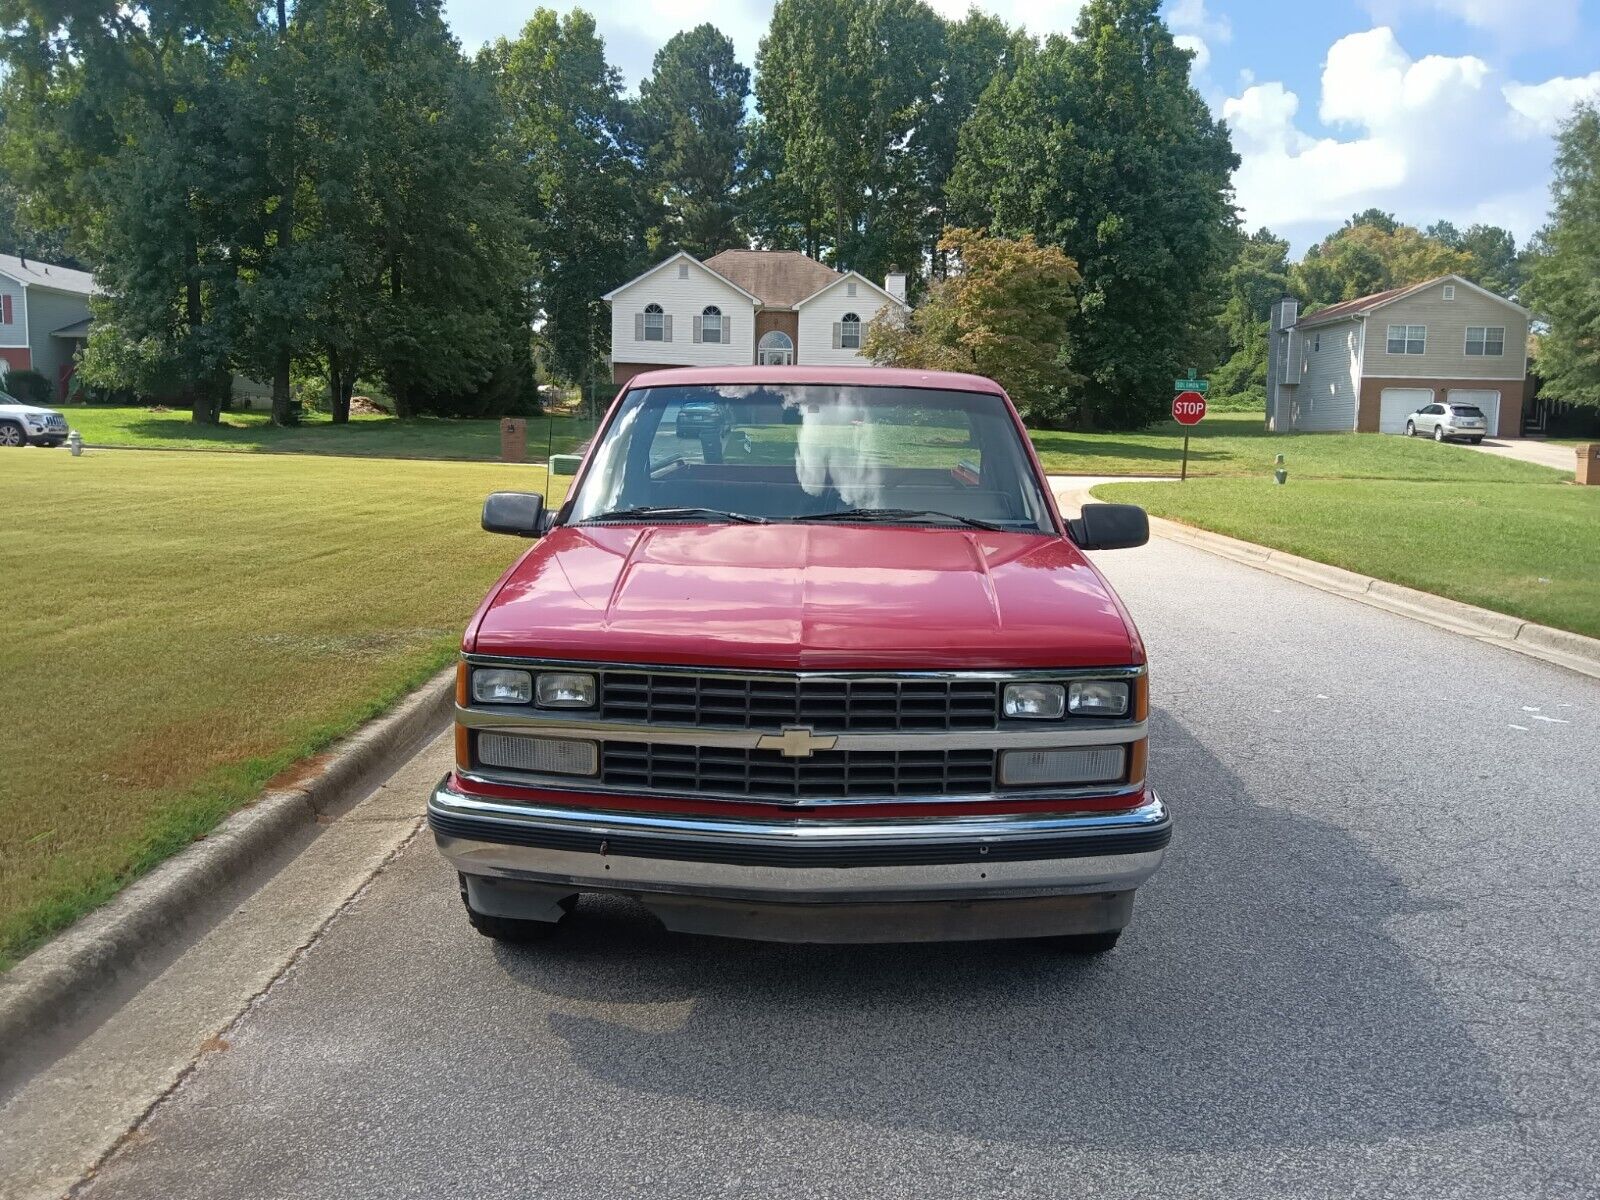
<box><xmin>1</xmin><ymin>368</ymin><xmax>52</xmax><ymax>405</ymax></box>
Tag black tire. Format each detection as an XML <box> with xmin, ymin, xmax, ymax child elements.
<box><xmin>0</xmin><ymin>421</ymin><xmax>24</xmax><ymax>448</ymax></box>
<box><xmin>1433</xmin><ymin>425</ymin><xmax>1444</xmax><ymax>442</ymax></box>
<box><xmin>1052</xmin><ymin>930</ymin><xmax>1121</xmax><ymax>955</ymax></box>
<box><xmin>459</xmin><ymin>874</ymin><xmax>573</xmax><ymax>943</ymax></box>
<box><xmin>1470</xmin><ymin>437</ymin><xmax>1483</xmax><ymax>445</ymax></box>
<box><xmin>1405</xmin><ymin>421</ymin><xmax>1415</xmax><ymax>437</ymax></box>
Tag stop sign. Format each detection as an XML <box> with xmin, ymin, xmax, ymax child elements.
<box><xmin>1172</xmin><ymin>390</ymin><xmax>1207</xmax><ymax>425</ymax></box>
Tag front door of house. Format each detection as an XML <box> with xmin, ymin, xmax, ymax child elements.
<box><xmin>758</xmin><ymin>330</ymin><xmax>794</xmax><ymax>366</ymax></box>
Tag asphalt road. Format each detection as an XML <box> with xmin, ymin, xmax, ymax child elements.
<box><xmin>80</xmin><ymin>536</ymin><xmax>1598</xmax><ymax>1200</ymax></box>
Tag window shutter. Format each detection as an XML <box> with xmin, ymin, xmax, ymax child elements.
<box><xmin>832</xmin><ymin>322</ymin><xmax>842</xmax><ymax>349</ymax></box>
<box><xmin>693</xmin><ymin>315</ymin><xmax>703</xmax><ymax>343</ymax></box>
<box><xmin>663</xmin><ymin>315</ymin><xmax>673</xmax><ymax>343</ymax></box>
<box><xmin>634</xmin><ymin>312</ymin><xmax>644</xmax><ymax>341</ymax></box>
<box><xmin>722</xmin><ymin>316</ymin><xmax>731</xmax><ymax>344</ymax></box>
<box><xmin>1</xmin><ymin>295</ymin><xmax>10</xmax><ymax>324</ymax></box>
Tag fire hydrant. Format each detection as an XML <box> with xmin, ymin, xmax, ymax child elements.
<box><xmin>67</xmin><ymin>429</ymin><xmax>84</xmax><ymax>457</ymax></box>
<box><xmin>1273</xmin><ymin>452</ymin><xmax>1287</xmax><ymax>485</ymax></box>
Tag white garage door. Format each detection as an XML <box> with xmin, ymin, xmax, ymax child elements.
<box><xmin>1379</xmin><ymin>388</ymin><xmax>1433</xmax><ymax>434</ymax></box>
<box><xmin>1447</xmin><ymin>389</ymin><xmax>1500</xmax><ymax>437</ymax></box>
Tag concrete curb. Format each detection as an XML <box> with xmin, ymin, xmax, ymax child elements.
<box><xmin>0</xmin><ymin>666</ymin><xmax>456</xmax><ymax>1060</ymax></box>
<box><xmin>1057</xmin><ymin>483</ymin><xmax>1600</xmax><ymax>681</ymax></box>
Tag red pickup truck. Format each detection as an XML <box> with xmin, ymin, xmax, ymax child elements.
<box><xmin>429</xmin><ymin>366</ymin><xmax>1169</xmax><ymax>952</ymax></box>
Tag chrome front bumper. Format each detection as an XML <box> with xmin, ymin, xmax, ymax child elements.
<box><xmin>429</xmin><ymin>777</ymin><xmax>1171</xmax><ymax>941</ymax></box>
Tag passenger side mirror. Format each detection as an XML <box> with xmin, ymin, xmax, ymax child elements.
<box><xmin>1069</xmin><ymin>502</ymin><xmax>1148</xmax><ymax>551</ymax></box>
<box><xmin>482</xmin><ymin>491</ymin><xmax>545</xmax><ymax>537</ymax></box>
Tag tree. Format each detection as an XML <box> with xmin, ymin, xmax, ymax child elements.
<box><xmin>865</xmin><ymin>227</ymin><xmax>1079</xmax><ymax>421</ymax></box>
<box><xmin>636</xmin><ymin>25</ymin><xmax>749</xmax><ymax>258</ymax></box>
<box><xmin>1293</xmin><ymin>217</ymin><xmax>1473</xmax><ymax>309</ymax></box>
<box><xmin>1524</xmin><ymin>103</ymin><xmax>1600</xmax><ymax>409</ymax></box>
<box><xmin>756</xmin><ymin>0</ymin><xmax>945</xmax><ymax>281</ymax></box>
<box><xmin>1211</xmin><ymin>227</ymin><xmax>1289</xmax><ymax>405</ymax></box>
<box><xmin>487</xmin><ymin>9</ymin><xmax>641</xmax><ymax>388</ymax></box>
<box><xmin>1428</xmin><ymin>220</ymin><xmax>1523</xmax><ymax>297</ymax></box>
<box><xmin>949</xmin><ymin>0</ymin><xmax>1238</xmax><ymax>428</ymax></box>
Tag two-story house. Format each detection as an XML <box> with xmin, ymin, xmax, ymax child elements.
<box><xmin>602</xmin><ymin>249</ymin><xmax>909</xmax><ymax>385</ymax></box>
<box><xmin>1267</xmin><ymin>274</ymin><xmax>1531</xmax><ymax>437</ymax></box>
<box><xmin>0</xmin><ymin>254</ymin><xmax>94</xmax><ymax>399</ymax></box>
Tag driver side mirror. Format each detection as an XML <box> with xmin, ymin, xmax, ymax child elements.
<box><xmin>1069</xmin><ymin>502</ymin><xmax>1148</xmax><ymax>551</ymax></box>
<box><xmin>482</xmin><ymin>491</ymin><xmax>545</xmax><ymax>537</ymax></box>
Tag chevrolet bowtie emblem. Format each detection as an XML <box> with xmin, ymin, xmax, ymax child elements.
<box><xmin>757</xmin><ymin>726</ymin><xmax>838</xmax><ymax>758</ymax></box>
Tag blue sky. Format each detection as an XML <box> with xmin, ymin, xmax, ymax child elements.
<box><xmin>444</xmin><ymin>0</ymin><xmax>1600</xmax><ymax>256</ymax></box>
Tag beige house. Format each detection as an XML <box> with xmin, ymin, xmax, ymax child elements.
<box><xmin>1267</xmin><ymin>274</ymin><xmax>1531</xmax><ymax>437</ymax></box>
<box><xmin>602</xmin><ymin>249</ymin><xmax>910</xmax><ymax>386</ymax></box>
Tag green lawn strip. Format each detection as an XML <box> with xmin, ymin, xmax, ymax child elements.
<box><xmin>1032</xmin><ymin>411</ymin><xmax>1569</xmax><ymax>483</ymax></box>
<box><xmin>0</xmin><ymin>451</ymin><xmax>569</xmax><ymax>970</ymax></box>
<box><xmin>61</xmin><ymin>406</ymin><xmax>595</xmax><ymax>462</ymax></box>
<box><xmin>1096</xmin><ymin>477</ymin><xmax>1600</xmax><ymax>639</ymax></box>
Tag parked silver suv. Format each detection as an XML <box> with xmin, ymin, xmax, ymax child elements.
<box><xmin>0</xmin><ymin>391</ymin><xmax>69</xmax><ymax>447</ymax></box>
<box><xmin>1405</xmin><ymin>402</ymin><xmax>1487</xmax><ymax>444</ymax></box>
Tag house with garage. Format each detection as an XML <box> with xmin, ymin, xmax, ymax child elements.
<box><xmin>0</xmin><ymin>253</ymin><xmax>94</xmax><ymax>400</ymax></box>
<box><xmin>602</xmin><ymin>248</ymin><xmax>909</xmax><ymax>385</ymax></box>
<box><xmin>1266</xmin><ymin>274</ymin><xmax>1531</xmax><ymax>438</ymax></box>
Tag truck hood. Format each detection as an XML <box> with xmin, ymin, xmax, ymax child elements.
<box><xmin>469</xmin><ymin>523</ymin><xmax>1142</xmax><ymax>670</ymax></box>
<box><xmin>0</xmin><ymin>400</ymin><xmax>61</xmax><ymax>418</ymax></box>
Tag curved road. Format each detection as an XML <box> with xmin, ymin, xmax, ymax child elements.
<box><xmin>55</xmin><ymin>535</ymin><xmax>1600</xmax><ymax>1199</ymax></box>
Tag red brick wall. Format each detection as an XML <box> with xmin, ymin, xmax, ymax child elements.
<box><xmin>0</xmin><ymin>348</ymin><xmax>32</xmax><ymax>373</ymax></box>
<box><xmin>1357</xmin><ymin>378</ymin><xmax>1525</xmax><ymax>438</ymax></box>
<box><xmin>610</xmin><ymin>362</ymin><xmax>678</xmax><ymax>386</ymax></box>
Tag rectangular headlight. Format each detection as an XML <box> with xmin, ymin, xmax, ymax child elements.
<box><xmin>477</xmin><ymin>732</ymin><xmax>597</xmax><ymax>776</ymax></box>
<box><xmin>1003</xmin><ymin>682</ymin><xmax>1066</xmax><ymax>719</ymax></box>
<box><xmin>536</xmin><ymin>672</ymin><xmax>596</xmax><ymax>708</ymax></box>
<box><xmin>1000</xmin><ymin>746</ymin><xmax>1126</xmax><ymax>787</ymax></box>
<box><xmin>472</xmin><ymin>668</ymin><xmax>533</xmax><ymax>704</ymax></box>
<box><xmin>1068</xmin><ymin>680</ymin><xmax>1129</xmax><ymax>717</ymax></box>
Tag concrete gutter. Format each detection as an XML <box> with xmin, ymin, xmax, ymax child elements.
<box><xmin>1058</xmin><ymin>481</ymin><xmax>1600</xmax><ymax>682</ymax></box>
<box><xmin>0</xmin><ymin>666</ymin><xmax>456</xmax><ymax>1067</ymax></box>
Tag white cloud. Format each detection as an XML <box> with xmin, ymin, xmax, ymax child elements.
<box><xmin>1166</xmin><ymin>0</ymin><xmax>1232</xmax><ymax>44</ymax></box>
<box><xmin>1174</xmin><ymin>34</ymin><xmax>1211</xmax><ymax>75</ymax></box>
<box><xmin>1362</xmin><ymin>0</ymin><xmax>1579</xmax><ymax>46</ymax></box>
<box><xmin>1224</xmin><ymin>25</ymin><xmax>1586</xmax><ymax>246</ymax></box>
<box><xmin>1504</xmin><ymin>71</ymin><xmax>1600</xmax><ymax>132</ymax></box>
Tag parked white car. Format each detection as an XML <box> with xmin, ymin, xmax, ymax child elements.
<box><xmin>0</xmin><ymin>393</ymin><xmax>69</xmax><ymax>447</ymax></box>
<box><xmin>1405</xmin><ymin>401</ymin><xmax>1488</xmax><ymax>444</ymax></box>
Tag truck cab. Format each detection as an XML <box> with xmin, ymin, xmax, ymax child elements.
<box><xmin>430</xmin><ymin>366</ymin><xmax>1169</xmax><ymax>951</ymax></box>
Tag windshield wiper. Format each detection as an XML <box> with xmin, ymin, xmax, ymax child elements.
<box><xmin>583</xmin><ymin>505</ymin><xmax>770</xmax><ymax>525</ymax></box>
<box><xmin>793</xmin><ymin>508</ymin><xmax>1009</xmax><ymax>532</ymax></box>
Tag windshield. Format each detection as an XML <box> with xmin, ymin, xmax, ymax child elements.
<box><xmin>565</xmin><ymin>384</ymin><xmax>1056</xmax><ymax>534</ymax></box>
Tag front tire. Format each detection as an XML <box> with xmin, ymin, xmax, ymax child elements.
<box><xmin>0</xmin><ymin>422</ymin><xmax>23</xmax><ymax>448</ymax></box>
<box><xmin>459</xmin><ymin>874</ymin><xmax>573</xmax><ymax>943</ymax></box>
<box><xmin>1051</xmin><ymin>930</ymin><xmax>1121</xmax><ymax>955</ymax></box>
<box><xmin>1405</xmin><ymin>421</ymin><xmax>1415</xmax><ymax>437</ymax></box>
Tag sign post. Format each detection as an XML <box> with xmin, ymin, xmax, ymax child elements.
<box><xmin>1172</xmin><ymin>370</ymin><xmax>1208</xmax><ymax>480</ymax></box>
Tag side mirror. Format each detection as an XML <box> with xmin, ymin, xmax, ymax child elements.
<box><xmin>1069</xmin><ymin>502</ymin><xmax>1148</xmax><ymax>551</ymax></box>
<box><xmin>482</xmin><ymin>491</ymin><xmax>545</xmax><ymax>537</ymax></box>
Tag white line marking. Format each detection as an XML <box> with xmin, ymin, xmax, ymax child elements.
<box><xmin>1508</xmin><ymin>724</ymin><xmax>1530</xmax><ymax>731</ymax></box>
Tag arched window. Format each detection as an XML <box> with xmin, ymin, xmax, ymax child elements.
<box><xmin>642</xmin><ymin>302</ymin><xmax>664</xmax><ymax>342</ymax></box>
<box><xmin>839</xmin><ymin>312</ymin><xmax>862</xmax><ymax>350</ymax></box>
<box><xmin>758</xmin><ymin>329</ymin><xmax>794</xmax><ymax>365</ymax></box>
<box><xmin>700</xmin><ymin>305</ymin><xmax>722</xmax><ymax>344</ymax></box>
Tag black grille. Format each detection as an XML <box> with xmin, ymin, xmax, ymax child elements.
<box><xmin>599</xmin><ymin>742</ymin><xmax>997</xmax><ymax>800</ymax></box>
<box><xmin>598</xmin><ymin>671</ymin><xmax>1000</xmax><ymax>732</ymax></box>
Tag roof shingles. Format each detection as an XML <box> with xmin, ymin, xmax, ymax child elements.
<box><xmin>701</xmin><ymin>250</ymin><xmax>841</xmax><ymax>308</ymax></box>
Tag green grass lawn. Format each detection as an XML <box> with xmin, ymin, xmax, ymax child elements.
<box><xmin>0</xmin><ymin>451</ymin><xmax>570</xmax><ymax>969</ymax></box>
<box><xmin>1030</xmin><ymin>411</ymin><xmax>1569</xmax><ymax>482</ymax></box>
<box><xmin>64</xmin><ymin>405</ymin><xmax>595</xmax><ymax>462</ymax></box>
<box><xmin>1096</xmin><ymin>477</ymin><xmax>1600</xmax><ymax>639</ymax></box>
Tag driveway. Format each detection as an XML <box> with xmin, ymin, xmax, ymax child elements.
<box><xmin>36</xmin><ymin>537</ymin><xmax>1600</xmax><ymax>1200</ymax></box>
<box><xmin>1466</xmin><ymin>437</ymin><xmax>1580</xmax><ymax>472</ymax></box>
